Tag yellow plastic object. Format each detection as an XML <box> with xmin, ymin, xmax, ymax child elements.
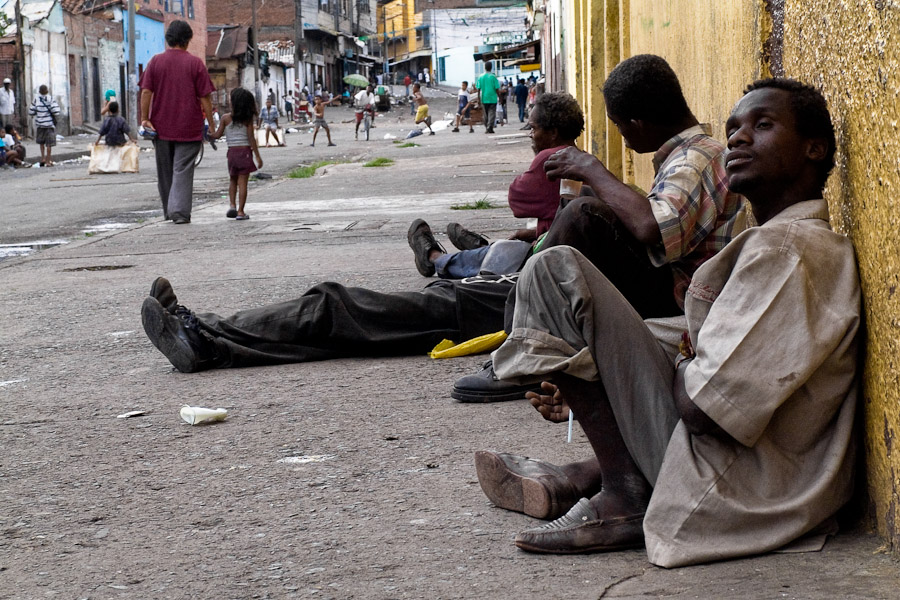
<box><xmin>428</xmin><ymin>331</ymin><xmax>508</xmax><ymax>359</ymax></box>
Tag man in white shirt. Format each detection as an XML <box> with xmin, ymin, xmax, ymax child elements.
<box><xmin>354</xmin><ymin>85</ymin><xmax>376</xmax><ymax>140</ymax></box>
<box><xmin>0</xmin><ymin>78</ymin><xmax>15</xmax><ymax>128</ymax></box>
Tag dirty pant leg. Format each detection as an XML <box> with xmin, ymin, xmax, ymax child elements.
<box><xmin>154</xmin><ymin>140</ymin><xmax>201</xmax><ymax>220</ymax></box>
<box><xmin>195</xmin><ymin>281</ymin><xmax>464</xmax><ymax>368</ymax></box>
<box><xmin>492</xmin><ymin>246</ymin><xmax>679</xmax><ymax>485</ymax></box>
<box><xmin>536</xmin><ymin>196</ymin><xmax>681</xmax><ymax>319</ymax></box>
<box><xmin>483</xmin><ymin>103</ymin><xmax>497</xmax><ymax>129</ymax></box>
<box><xmin>434</xmin><ymin>246</ymin><xmax>491</xmax><ymax>279</ymax></box>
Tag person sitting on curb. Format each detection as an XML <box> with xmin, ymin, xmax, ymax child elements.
<box><xmin>407</xmin><ymin>91</ymin><xmax>584</xmax><ymax>280</ymax></box>
<box><xmin>450</xmin><ymin>54</ymin><xmax>746</xmax><ymax>402</ymax></box>
<box><xmin>475</xmin><ymin>78</ymin><xmax>860</xmax><ymax>567</ymax></box>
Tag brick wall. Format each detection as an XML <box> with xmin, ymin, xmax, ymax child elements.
<box><xmin>208</xmin><ymin>0</ymin><xmax>297</xmax><ymax>42</ymax></box>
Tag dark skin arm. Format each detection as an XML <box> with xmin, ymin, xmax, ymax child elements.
<box><xmin>543</xmin><ymin>147</ymin><xmax>661</xmax><ymax>245</ymax></box>
<box><xmin>673</xmin><ymin>358</ymin><xmax>730</xmax><ymax>438</ymax></box>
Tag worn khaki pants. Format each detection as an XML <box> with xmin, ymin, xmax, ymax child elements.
<box><xmin>492</xmin><ymin>245</ymin><xmax>682</xmax><ymax>485</ymax></box>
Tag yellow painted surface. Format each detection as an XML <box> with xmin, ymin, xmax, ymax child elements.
<box><xmin>782</xmin><ymin>0</ymin><xmax>900</xmax><ymax>550</ymax></box>
<box><xmin>565</xmin><ymin>0</ymin><xmax>900</xmax><ymax>551</ymax></box>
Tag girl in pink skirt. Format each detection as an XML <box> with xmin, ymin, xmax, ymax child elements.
<box><xmin>209</xmin><ymin>88</ymin><xmax>263</xmax><ymax>220</ymax></box>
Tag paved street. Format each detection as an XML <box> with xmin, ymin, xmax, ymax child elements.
<box><xmin>2</xmin><ymin>93</ymin><xmax>899</xmax><ymax>599</ymax></box>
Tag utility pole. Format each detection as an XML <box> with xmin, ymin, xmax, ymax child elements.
<box><xmin>382</xmin><ymin>5</ymin><xmax>387</xmax><ymax>82</ymax></box>
<box><xmin>252</xmin><ymin>0</ymin><xmax>260</xmax><ymax>106</ymax></box>
<box><xmin>127</xmin><ymin>0</ymin><xmax>137</xmax><ymax>130</ymax></box>
<box><xmin>294</xmin><ymin>0</ymin><xmax>304</xmax><ymax>102</ymax></box>
<box><xmin>13</xmin><ymin>0</ymin><xmax>25</xmax><ymax>130</ymax></box>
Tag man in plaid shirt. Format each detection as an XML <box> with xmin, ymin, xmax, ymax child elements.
<box><xmin>451</xmin><ymin>54</ymin><xmax>746</xmax><ymax>402</ymax></box>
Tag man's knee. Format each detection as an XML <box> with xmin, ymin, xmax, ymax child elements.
<box><xmin>550</xmin><ymin>197</ymin><xmax>617</xmax><ymax>242</ymax></box>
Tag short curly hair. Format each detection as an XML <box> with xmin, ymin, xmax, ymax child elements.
<box><xmin>602</xmin><ymin>54</ymin><xmax>691</xmax><ymax>126</ymax></box>
<box><xmin>743</xmin><ymin>77</ymin><xmax>836</xmax><ymax>188</ymax></box>
<box><xmin>532</xmin><ymin>92</ymin><xmax>584</xmax><ymax>142</ymax></box>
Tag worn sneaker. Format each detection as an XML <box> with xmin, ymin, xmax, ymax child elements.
<box><xmin>407</xmin><ymin>218</ymin><xmax>445</xmax><ymax>277</ymax></box>
<box><xmin>451</xmin><ymin>360</ymin><xmax>542</xmax><ymax>403</ymax></box>
<box><xmin>446</xmin><ymin>223</ymin><xmax>489</xmax><ymax>251</ymax></box>
<box><xmin>141</xmin><ymin>297</ymin><xmax>221</xmax><ymax>373</ymax></box>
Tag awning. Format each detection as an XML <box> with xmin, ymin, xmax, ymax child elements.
<box><xmin>474</xmin><ymin>39</ymin><xmax>540</xmax><ymax>61</ymax></box>
<box><xmin>209</xmin><ymin>26</ymin><xmax>249</xmax><ymax>60</ymax></box>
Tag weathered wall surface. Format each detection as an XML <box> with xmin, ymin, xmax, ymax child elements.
<box><xmin>561</xmin><ymin>0</ymin><xmax>900</xmax><ymax>552</ymax></box>
<box><xmin>782</xmin><ymin>0</ymin><xmax>900</xmax><ymax>551</ymax></box>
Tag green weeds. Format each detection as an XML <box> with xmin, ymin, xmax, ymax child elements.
<box><xmin>363</xmin><ymin>157</ymin><xmax>395</xmax><ymax>168</ymax></box>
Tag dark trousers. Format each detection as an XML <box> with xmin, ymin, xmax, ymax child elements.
<box><xmin>517</xmin><ymin>102</ymin><xmax>526</xmax><ymax>122</ymax></box>
<box><xmin>197</xmin><ymin>279</ymin><xmax>512</xmax><ymax>368</ymax></box>
<box><xmin>503</xmin><ymin>196</ymin><xmax>681</xmax><ymax>332</ymax></box>
<box><xmin>153</xmin><ymin>140</ymin><xmax>201</xmax><ymax>220</ymax></box>
<box><xmin>482</xmin><ymin>103</ymin><xmax>497</xmax><ymax>131</ymax></box>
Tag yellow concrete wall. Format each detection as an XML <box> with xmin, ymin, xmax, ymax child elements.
<box><xmin>782</xmin><ymin>0</ymin><xmax>900</xmax><ymax>551</ymax></box>
<box><xmin>565</xmin><ymin>0</ymin><xmax>900</xmax><ymax>551</ymax></box>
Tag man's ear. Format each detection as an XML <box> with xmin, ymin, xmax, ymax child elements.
<box><xmin>806</xmin><ymin>138</ymin><xmax>828</xmax><ymax>162</ymax></box>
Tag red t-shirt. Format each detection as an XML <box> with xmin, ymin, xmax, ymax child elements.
<box><xmin>507</xmin><ymin>145</ymin><xmax>567</xmax><ymax>236</ymax></box>
<box><xmin>138</xmin><ymin>48</ymin><xmax>215</xmax><ymax>142</ymax></box>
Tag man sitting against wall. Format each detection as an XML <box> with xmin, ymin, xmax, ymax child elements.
<box><xmin>476</xmin><ymin>78</ymin><xmax>861</xmax><ymax>567</ymax></box>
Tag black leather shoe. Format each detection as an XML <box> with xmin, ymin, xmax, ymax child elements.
<box><xmin>451</xmin><ymin>360</ymin><xmax>542</xmax><ymax>403</ymax></box>
<box><xmin>407</xmin><ymin>218</ymin><xmax>445</xmax><ymax>277</ymax></box>
<box><xmin>149</xmin><ymin>277</ymin><xmax>180</xmax><ymax>314</ymax></box>
<box><xmin>446</xmin><ymin>223</ymin><xmax>489</xmax><ymax>251</ymax></box>
<box><xmin>141</xmin><ymin>297</ymin><xmax>221</xmax><ymax>373</ymax></box>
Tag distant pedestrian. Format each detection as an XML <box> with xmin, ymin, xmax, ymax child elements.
<box><xmin>100</xmin><ymin>89</ymin><xmax>117</xmax><ymax>117</ymax></box>
<box><xmin>451</xmin><ymin>81</ymin><xmax>471</xmax><ymax>132</ymax></box>
<box><xmin>257</xmin><ymin>99</ymin><xmax>283</xmax><ymax>147</ymax></box>
<box><xmin>267</xmin><ymin>87</ymin><xmax>277</xmax><ymax>109</ymax></box>
<box><xmin>413</xmin><ymin>83</ymin><xmax>434</xmax><ymax>135</ymax></box>
<box><xmin>283</xmin><ymin>93</ymin><xmax>294</xmax><ymax>121</ymax></box>
<box><xmin>475</xmin><ymin>62</ymin><xmax>500</xmax><ymax>134</ymax></box>
<box><xmin>208</xmin><ymin>88</ymin><xmax>262</xmax><ymax>221</ymax></box>
<box><xmin>138</xmin><ymin>20</ymin><xmax>216</xmax><ymax>224</ymax></box>
<box><xmin>498</xmin><ymin>81</ymin><xmax>509</xmax><ymax>126</ymax></box>
<box><xmin>3</xmin><ymin>123</ymin><xmax>28</xmax><ymax>167</ymax></box>
<box><xmin>514</xmin><ymin>79</ymin><xmax>528</xmax><ymax>122</ymax></box>
<box><xmin>0</xmin><ymin>78</ymin><xmax>15</xmax><ymax>128</ymax></box>
<box><xmin>310</xmin><ymin>96</ymin><xmax>336</xmax><ymax>147</ymax></box>
<box><xmin>404</xmin><ymin>73</ymin><xmax>412</xmax><ymax>97</ymax></box>
<box><xmin>28</xmin><ymin>84</ymin><xmax>60</xmax><ymax>167</ymax></box>
<box><xmin>95</xmin><ymin>102</ymin><xmax>135</xmax><ymax>147</ymax></box>
<box><xmin>424</xmin><ymin>69</ymin><xmax>431</xmax><ymax>87</ymax></box>
<box><xmin>418</xmin><ymin>71</ymin><xmax>425</xmax><ymax>84</ymax></box>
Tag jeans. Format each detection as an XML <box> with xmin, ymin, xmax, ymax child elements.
<box><xmin>517</xmin><ymin>102</ymin><xmax>526</xmax><ymax>122</ymax></box>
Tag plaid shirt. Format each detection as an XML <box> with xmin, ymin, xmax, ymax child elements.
<box><xmin>646</xmin><ymin>124</ymin><xmax>746</xmax><ymax>308</ymax></box>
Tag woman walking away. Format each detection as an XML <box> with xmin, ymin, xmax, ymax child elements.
<box><xmin>208</xmin><ymin>88</ymin><xmax>262</xmax><ymax>220</ymax></box>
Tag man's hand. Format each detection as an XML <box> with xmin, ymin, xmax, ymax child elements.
<box><xmin>509</xmin><ymin>228</ymin><xmax>538</xmax><ymax>242</ymax></box>
<box><xmin>526</xmin><ymin>381</ymin><xmax>570</xmax><ymax>423</ymax></box>
<box><xmin>543</xmin><ymin>147</ymin><xmax>610</xmax><ymax>183</ymax></box>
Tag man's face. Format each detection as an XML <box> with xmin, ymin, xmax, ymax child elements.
<box><xmin>461</xmin><ymin>82</ymin><xmax>467</xmax><ymax>91</ymax></box>
<box><xmin>266</xmin><ymin>100</ymin><xmax>272</xmax><ymax>108</ymax></box>
<box><xmin>528</xmin><ymin>108</ymin><xmax>555</xmax><ymax>155</ymax></box>
<box><xmin>724</xmin><ymin>88</ymin><xmax>808</xmax><ymax>196</ymax></box>
<box><xmin>606</xmin><ymin>111</ymin><xmax>653</xmax><ymax>153</ymax></box>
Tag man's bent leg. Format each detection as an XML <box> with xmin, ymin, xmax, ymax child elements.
<box><xmin>493</xmin><ymin>246</ymin><xmax>679</xmax><ymax>485</ymax></box>
<box><xmin>433</xmin><ymin>246</ymin><xmax>491</xmax><ymax>279</ymax></box>
<box><xmin>167</xmin><ymin>141</ymin><xmax>202</xmax><ymax>222</ymax></box>
<box><xmin>534</xmin><ymin>196</ymin><xmax>680</xmax><ymax>319</ymax></box>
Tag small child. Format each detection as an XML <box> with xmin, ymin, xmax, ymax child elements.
<box><xmin>413</xmin><ymin>83</ymin><xmax>435</xmax><ymax>135</ymax></box>
<box><xmin>95</xmin><ymin>102</ymin><xmax>135</xmax><ymax>147</ymax></box>
<box><xmin>310</xmin><ymin>96</ymin><xmax>336</xmax><ymax>147</ymax></box>
<box><xmin>208</xmin><ymin>88</ymin><xmax>263</xmax><ymax>220</ymax></box>
<box><xmin>3</xmin><ymin>124</ymin><xmax>29</xmax><ymax>167</ymax></box>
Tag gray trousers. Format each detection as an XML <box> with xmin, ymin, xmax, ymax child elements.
<box><xmin>492</xmin><ymin>245</ymin><xmax>681</xmax><ymax>485</ymax></box>
<box><xmin>482</xmin><ymin>103</ymin><xmax>497</xmax><ymax>131</ymax></box>
<box><xmin>153</xmin><ymin>140</ymin><xmax>201</xmax><ymax>220</ymax></box>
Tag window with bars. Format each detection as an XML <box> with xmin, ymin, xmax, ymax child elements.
<box><xmin>357</xmin><ymin>0</ymin><xmax>370</xmax><ymax>13</ymax></box>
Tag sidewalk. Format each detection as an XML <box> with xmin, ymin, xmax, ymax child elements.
<box><xmin>1</xmin><ymin>97</ymin><xmax>899</xmax><ymax>598</ymax></box>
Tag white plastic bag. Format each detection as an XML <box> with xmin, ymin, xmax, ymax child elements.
<box><xmin>88</xmin><ymin>143</ymin><xmax>139</xmax><ymax>174</ymax></box>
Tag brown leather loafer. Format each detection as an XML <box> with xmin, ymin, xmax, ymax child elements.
<box><xmin>515</xmin><ymin>498</ymin><xmax>644</xmax><ymax>554</ymax></box>
<box><xmin>475</xmin><ymin>451</ymin><xmax>581</xmax><ymax>520</ymax></box>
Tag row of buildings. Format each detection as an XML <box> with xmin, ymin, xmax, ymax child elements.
<box><xmin>0</xmin><ymin>0</ymin><xmax>540</xmax><ymax>135</ymax></box>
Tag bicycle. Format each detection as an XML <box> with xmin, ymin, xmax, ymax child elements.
<box><xmin>362</xmin><ymin>106</ymin><xmax>375</xmax><ymax>141</ymax></box>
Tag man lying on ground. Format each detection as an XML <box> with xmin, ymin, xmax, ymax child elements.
<box><xmin>406</xmin><ymin>91</ymin><xmax>584</xmax><ymax>280</ymax></box>
<box><xmin>141</xmin><ymin>56</ymin><xmax>743</xmax><ymax>381</ymax></box>
<box><xmin>476</xmin><ymin>78</ymin><xmax>860</xmax><ymax>567</ymax></box>
<box><xmin>451</xmin><ymin>54</ymin><xmax>745</xmax><ymax>402</ymax></box>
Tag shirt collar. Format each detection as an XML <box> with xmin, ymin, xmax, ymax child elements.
<box><xmin>652</xmin><ymin>123</ymin><xmax>712</xmax><ymax>174</ymax></box>
<box><xmin>762</xmin><ymin>199</ymin><xmax>830</xmax><ymax>227</ymax></box>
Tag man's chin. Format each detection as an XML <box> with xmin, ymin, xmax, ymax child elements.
<box><xmin>726</xmin><ymin>174</ymin><xmax>756</xmax><ymax>196</ymax></box>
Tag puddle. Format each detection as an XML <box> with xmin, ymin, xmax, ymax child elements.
<box><xmin>0</xmin><ymin>240</ymin><xmax>68</xmax><ymax>261</ymax></box>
